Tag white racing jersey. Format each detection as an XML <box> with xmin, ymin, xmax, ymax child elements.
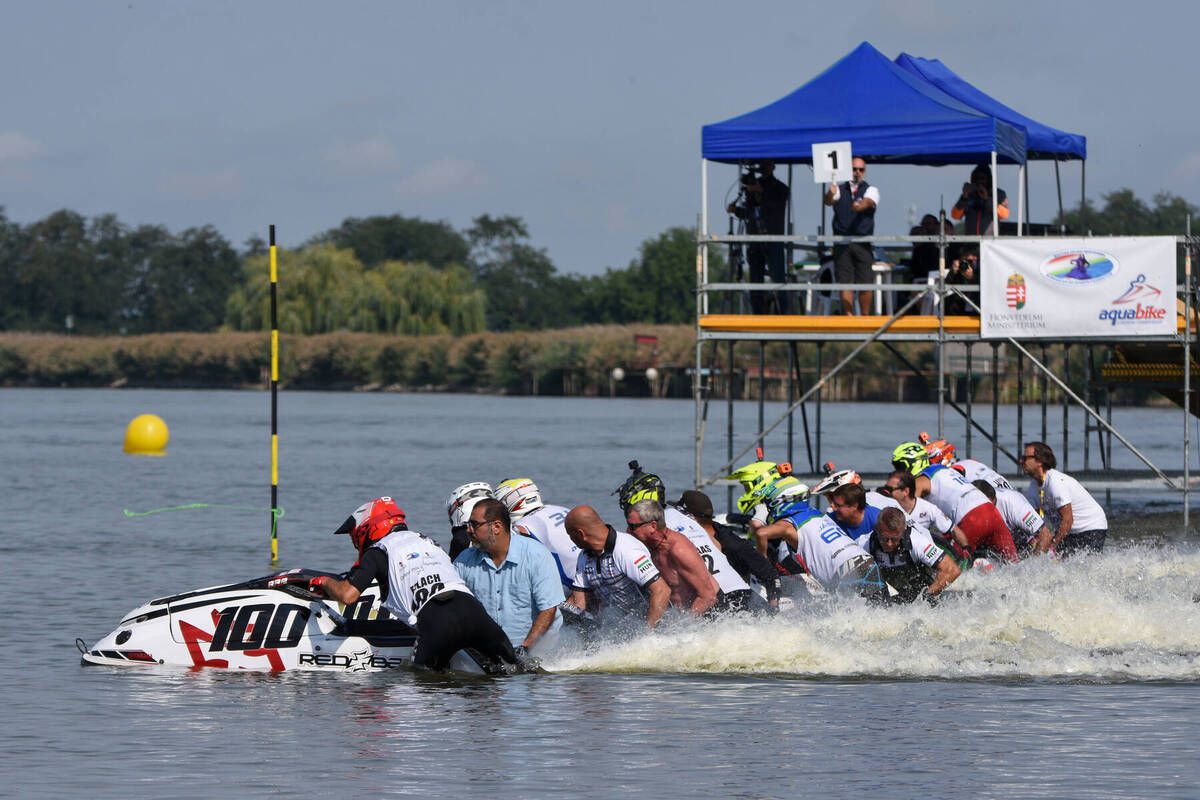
<box><xmin>855</xmin><ymin>522</ymin><xmax>945</xmax><ymax>570</ymax></box>
<box><xmin>664</xmin><ymin>506</ymin><xmax>751</xmax><ymax>594</ymax></box>
<box><xmin>1025</xmin><ymin>469</ymin><xmax>1108</xmax><ymax>533</ymax></box>
<box><xmin>573</xmin><ymin>529</ymin><xmax>661</xmax><ymax>618</ymax></box>
<box><xmin>514</xmin><ymin>503</ymin><xmax>581</xmax><ymax>585</ymax></box>
<box><xmin>905</xmin><ymin>496</ymin><xmax>953</xmax><ymax>535</ymax></box>
<box><xmin>780</xmin><ymin>507</ymin><xmax>871</xmax><ymax>588</ymax></box>
<box><xmin>956</xmin><ymin>458</ymin><xmax>1014</xmax><ymax>491</ymax></box>
<box><xmin>993</xmin><ymin>487</ymin><xmax>1046</xmax><ymax>547</ymax></box>
<box><xmin>866</xmin><ymin>490</ymin><xmax>903</xmax><ymax>512</ymax></box>
<box><xmin>373</xmin><ymin>529</ymin><xmax>472</xmax><ymax>625</ymax></box>
<box><xmin>921</xmin><ymin>464</ymin><xmax>989</xmax><ymax>525</ymax></box>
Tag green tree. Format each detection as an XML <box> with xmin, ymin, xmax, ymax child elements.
<box><xmin>1057</xmin><ymin>188</ymin><xmax>1199</xmax><ymax>235</ymax></box>
<box><xmin>312</xmin><ymin>214</ymin><xmax>470</xmax><ymax>269</ymax></box>
<box><xmin>467</xmin><ymin>214</ymin><xmax>568</xmax><ymax>330</ymax></box>
<box><xmin>225</xmin><ymin>245</ymin><xmax>484</xmax><ymax>336</ymax></box>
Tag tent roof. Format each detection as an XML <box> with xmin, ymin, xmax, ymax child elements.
<box><xmin>894</xmin><ymin>53</ymin><xmax>1086</xmax><ymax>161</ymax></box>
<box><xmin>701</xmin><ymin>42</ymin><xmax>1026</xmax><ymax>166</ymax></box>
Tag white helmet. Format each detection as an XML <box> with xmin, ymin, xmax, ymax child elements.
<box><xmin>447</xmin><ymin>482</ymin><xmax>493</xmax><ymax>528</ymax></box>
<box><xmin>811</xmin><ymin>469</ymin><xmax>861</xmax><ymax>496</ymax></box>
<box><xmin>493</xmin><ymin>477</ymin><xmax>543</xmax><ymax>519</ymax></box>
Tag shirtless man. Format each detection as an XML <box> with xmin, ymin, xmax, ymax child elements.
<box><xmin>625</xmin><ymin>499</ymin><xmax>720</xmax><ymax>616</ymax></box>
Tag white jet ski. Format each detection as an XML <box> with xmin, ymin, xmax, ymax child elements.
<box><xmin>78</xmin><ymin>568</ymin><xmax>491</xmax><ymax>674</ymax></box>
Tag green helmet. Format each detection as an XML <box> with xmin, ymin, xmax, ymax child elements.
<box><xmin>728</xmin><ymin>461</ymin><xmax>785</xmax><ymax>513</ymax></box>
<box><xmin>891</xmin><ymin>441</ymin><xmax>931</xmax><ymax>475</ymax></box>
<box><xmin>615</xmin><ymin>460</ymin><xmax>665</xmax><ymax>512</ymax></box>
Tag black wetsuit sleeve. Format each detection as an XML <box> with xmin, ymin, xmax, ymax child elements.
<box><xmin>715</xmin><ymin>524</ymin><xmax>782</xmax><ymax>601</ymax></box>
<box><xmin>346</xmin><ymin>547</ymin><xmax>388</xmax><ymax>594</ymax></box>
<box><xmin>448</xmin><ymin>526</ymin><xmax>472</xmax><ymax>561</ymax></box>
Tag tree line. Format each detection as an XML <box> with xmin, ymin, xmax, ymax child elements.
<box><xmin>0</xmin><ymin>187</ymin><xmax>1193</xmax><ymax>336</ymax></box>
<box><xmin>0</xmin><ymin>207</ymin><xmax>717</xmax><ymax>337</ymax></box>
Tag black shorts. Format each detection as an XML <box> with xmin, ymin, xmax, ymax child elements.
<box><xmin>834</xmin><ymin>243</ymin><xmax>873</xmax><ymax>283</ymax></box>
<box><xmin>413</xmin><ymin>591</ymin><xmax>517</xmax><ymax>671</ymax></box>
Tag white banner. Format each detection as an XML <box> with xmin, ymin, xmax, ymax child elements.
<box><xmin>979</xmin><ymin>237</ymin><xmax>1177</xmax><ymax>339</ymax></box>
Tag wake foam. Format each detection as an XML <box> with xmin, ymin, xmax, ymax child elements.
<box><xmin>547</xmin><ymin>544</ymin><xmax>1200</xmax><ymax>682</ymax></box>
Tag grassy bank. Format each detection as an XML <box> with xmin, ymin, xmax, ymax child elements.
<box><xmin>0</xmin><ymin>328</ymin><xmax>1163</xmax><ymax>405</ymax></box>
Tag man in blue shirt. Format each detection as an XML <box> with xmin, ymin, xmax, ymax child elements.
<box><xmin>453</xmin><ymin>498</ymin><xmax>563</xmax><ymax>664</ymax></box>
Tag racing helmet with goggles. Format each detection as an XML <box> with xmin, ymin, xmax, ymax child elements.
<box><xmin>447</xmin><ymin>482</ymin><xmax>493</xmax><ymax>528</ymax></box>
<box><xmin>891</xmin><ymin>441</ymin><xmax>931</xmax><ymax>476</ymax></box>
<box><xmin>615</xmin><ymin>460</ymin><xmax>665</xmax><ymax>512</ymax></box>
<box><xmin>811</xmin><ymin>468</ymin><xmax>861</xmax><ymax>496</ymax></box>
<box><xmin>334</xmin><ymin>496</ymin><xmax>407</xmax><ymax>554</ymax></box>
<box><xmin>728</xmin><ymin>461</ymin><xmax>784</xmax><ymax>513</ymax></box>
<box><xmin>766</xmin><ymin>476</ymin><xmax>810</xmax><ymax>509</ymax></box>
<box><xmin>493</xmin><ymin>478</ymin><xmax>544</xmax><ymax>519</ymax></box>
<box><xmin>919</xmin><ymin>431</ymin><xmax>957</xmax><ymax>465</ymax></box>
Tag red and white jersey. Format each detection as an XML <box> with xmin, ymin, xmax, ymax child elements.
<box><xmin>514</xmin><ymin>504</ymin><xmax>580</xmax><ymax>584</ymax></box>
<box><xmin>905</xmin><ymin>496</ymin><xmax>953</xmax><ymax>535</ymax></box>
<box><xmin>373</xmin><ymin>530</ymin><xmax>471</xmax><ymax>625</ymax></box>
<box><xmin>956</xmin><ymin>458</ymin><xmax>1014</xmax><ymax>491</ymax></box>
<box><xmin>664</xmin><ymin>506</ymin><xmax>750</xmax><ymax>594</ymax></box>
<box><xmin>921</xmin><ymin>464</ymin><xmax>989</xmax><ymax>526</ymax></box>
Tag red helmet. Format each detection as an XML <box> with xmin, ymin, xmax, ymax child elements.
<box><xmin>334</xmin><ymin>497</ymin><xmax>406</xmax><ymax>554</ymax></box>
<box><xmin>920</xmin><ymin>433</ymin><xmax>957</xmax><ymax>466</ymax></box>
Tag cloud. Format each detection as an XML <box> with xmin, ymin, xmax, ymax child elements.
<box><xmin>324</xmin><ymin>136</ymin><xmax>399</xmax><ymax>173</ymax></box>
<box><xmin>0</xmin><ymin>131</ymin><xmax>44</xmax><ymax>165</ymax></box>
<box><xmin>395</xmin><ymin>158</ymin><xmax>489</xmax><ymax>195</ymax></box>
<box><xmin>162</xmin><ymin>167</ymin><xmax>241</xmax><ymax>197</ymax></box>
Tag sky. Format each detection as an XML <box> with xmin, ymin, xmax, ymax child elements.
<box><xmin>2</xmin><ymin>0</ymin><xmax>1197</xmax><ymax>275</ymax></box>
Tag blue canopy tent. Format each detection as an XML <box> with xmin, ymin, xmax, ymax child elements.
<box><xmin>894</xmin><ymin>52</ymin><xmax>1086</xmax><ymax>229</ymax></box>
<box><xmin>701</xmin><ymin>41</ymin><xmax>1027</xmax><ymax>166</ymax></box>
<box><xmin>698</xmin><ymin>41</ymin><xmax>1027</xmax><ymax>292</ymax></box>
<box><xmin>893</xmin><ymin>53</ymin><xmax>1085</xmax><ymax>161</ymax></box>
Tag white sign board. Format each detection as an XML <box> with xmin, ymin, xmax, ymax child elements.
<box><xmin>979</xmin><ymin>237</ymin><xmax>1177</xmax><ymax>339</ymax></box>
<box><xmin>811</xmin><ymin>141</ymin><xmax>852</xmax><ymax>184</ymax></box>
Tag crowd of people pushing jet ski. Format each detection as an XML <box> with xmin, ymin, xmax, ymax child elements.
<box><xmin>280</xmin><ymin>433</ymin><xmax>1109</xmax><ymax>673</ymax></box>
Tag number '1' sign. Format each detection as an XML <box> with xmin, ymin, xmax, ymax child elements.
<box><xmin>811</xmin><ymin>141</ymin><xmax>853</xmax><ymax>184</ymax></box>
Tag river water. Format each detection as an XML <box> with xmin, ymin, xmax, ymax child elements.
<box><xmin>3</xmin><ymin>389</ymin><xmax>1199</xmax><ymax>798</ymax></box>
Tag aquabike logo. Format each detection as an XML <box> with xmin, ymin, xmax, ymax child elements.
<box><xmin>1040</xmin><ymin>250</ymin><xmax>1117</xmax><ymax>284</ymax></box>
<box><xmin>1098</xmin><ymin>274</ymin><xmax>1168</xmax><ymax>326</ymax></box>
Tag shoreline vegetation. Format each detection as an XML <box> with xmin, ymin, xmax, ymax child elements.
<box><xmin>0</xmin><ymin>328</ymin><xmax>1168</xmax><ymax>406</ymax></box>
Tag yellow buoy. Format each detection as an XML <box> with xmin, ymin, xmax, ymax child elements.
<box><xmin>124</xmin><ymin>414</ymin><xmax>169</xmax><ymax>456</ymax></box>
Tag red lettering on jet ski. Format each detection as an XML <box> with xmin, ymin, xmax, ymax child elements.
<box><xmin>178</xmin><ymin>607</ymin><xmax>287</xmax><ymax>671</ymax></box>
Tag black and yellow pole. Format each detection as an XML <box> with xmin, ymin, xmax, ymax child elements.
<box><xmin>269</xmin><ymin>225</ymin><xmax>280</xmax><ymax>564</ymax></box>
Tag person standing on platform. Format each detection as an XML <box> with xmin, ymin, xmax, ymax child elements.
<box><xmin>1019</xmin><ymin>442</ymin><xmax>1108</xmax><ymax>556</ymax></box>
<box><xmin>824</xmin><ymin>157</ymin><xmax>879</xmax><ymax>316</ymax></box>
<box><xmin>951</xmin><ymin>165</ymin><xmax>1009</xmax><ymax>236</ymax></box>
<box><xmin>729</xmin><ymin>161</ymin><xmax>790</xmax><ymax>314</ymax></box>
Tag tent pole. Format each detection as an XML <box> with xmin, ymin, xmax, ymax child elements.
<box><xmin>990</xmin><ymin>151</ymin><xmax>999</xmax><ymax>236</ymax></box>
<box><xmin>1081</xmin><ymin>161</ymin><xmax>1088</xmax><ymax>233</ymax></box>
<box><xmin>701</xmin><ymin>159</ymin><xmax>710</xmax><ymax>313</ymax></box>
<box><xmin>1024</xmin><ymin>162</ymin><xmax>1031</xmax><ymax>234</ymax></box>
<box><xmin>1055</xmin><ymin>161</ymin><xmax>1065</xmax><ymax>232</ymax></box>
<box><xmin>1017</xmin><ymin>163</ymin><xmax>1025</xmax><ymax>236</ymax></box>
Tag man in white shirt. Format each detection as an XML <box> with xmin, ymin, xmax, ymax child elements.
<box><xmin>1020</xmin><ymin>441</ymin><xmax>1108</xmax><ymax>556</ymax></box>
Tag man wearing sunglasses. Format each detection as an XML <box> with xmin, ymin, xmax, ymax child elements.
<box><xmin>454</xmin><ymin>498</ymin><xmax>564</xmax><ymax>665</ymax></box>
<box><xmin>1020</xmin><ymin>442</ymin><xmax>1107</xmax><ymax>556</ymax></box>
<box><xmin>824</xmin><ymin>156</ymin><xmax>879</xmax><ymax>315</ymax></box>
<box><xmin>626</xmin><ymin>499</ymin><xmax>720</xmax><ymax>616</ymax></box>
<box><xmin>856</xmin><ymin>507</ymin><xmax>961</xmax><ymax>604</ymax></box>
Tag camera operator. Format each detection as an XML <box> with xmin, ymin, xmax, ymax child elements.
<box><xmin>727</xmin><ymin>160</ymin><xmax>790</xmax><ymax>314</ymax></box>
<box><xmin>951</xmin><ymin>165</ymin><xmax>1009</xmax><ymax>236</ymax></box>
<box><xmin>944</xmin><ymin>244</ymin><xmax>978</xmax><ymax>315</ymax></box>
